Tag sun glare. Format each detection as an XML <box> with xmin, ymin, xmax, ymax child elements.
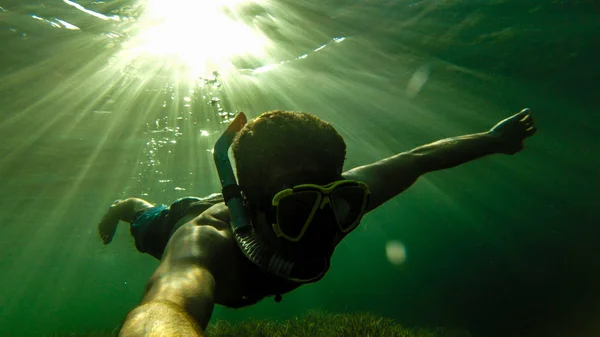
<box><xmin>121</xmin><ymin>0</ymin><xmax>270</xmax><ymax>79</ymax></box>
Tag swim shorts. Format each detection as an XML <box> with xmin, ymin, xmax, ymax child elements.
<box><xmin>130</xmin><ymin>193</ymin><xmax>224</xmax><ymax>259</ymax></box>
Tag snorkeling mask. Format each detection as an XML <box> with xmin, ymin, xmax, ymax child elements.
<box><xmin>269</xmin><ymin>180</ymin><xmax>370</xmax><ymax>242</ymax></box>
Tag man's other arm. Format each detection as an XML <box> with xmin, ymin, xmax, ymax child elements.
<box><xmin>343</xmin><ymin>108</ymin><xmax>537</xmax><ymax>212</ymax></box>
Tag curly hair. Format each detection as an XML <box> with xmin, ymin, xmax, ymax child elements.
<box><xmin>231</xmin><ymin>110</ymin><xmax>346</xmax><ymax>190</ymax></box>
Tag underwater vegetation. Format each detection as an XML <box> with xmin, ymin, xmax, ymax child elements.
<box><xmin>52</xmin><ymin>310</ymin><xmax>471</xmax><ymax>337</ymax></box>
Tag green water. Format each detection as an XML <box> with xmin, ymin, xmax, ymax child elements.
<box><xmin>0</xmin><ymin>0</ymin><xmax>598</xmax><ymax>336</ymax></box>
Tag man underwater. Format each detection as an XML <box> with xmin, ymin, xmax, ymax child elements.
<box><xmin>98</xmin><ymin>108</ymin><xmax>537</xmax><ymax>336</ymax></box>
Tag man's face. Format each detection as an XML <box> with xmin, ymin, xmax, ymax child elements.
<box><xmin>244</xmin><ymin>168</ymin><xmax>345</xmax><ymax>259</ymax></box>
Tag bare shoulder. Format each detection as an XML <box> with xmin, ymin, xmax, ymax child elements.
<box><xmin>191</xmin><ymin>202</ymin><xmax>232</xmax><ymax>232</ymax></box>
<box><xmin>157</xmin><ymin>202</ymin><xmax>236</xmax><ymax>281</ymax></box>
<box><xmin>165</xmin><ymin>203</ymin><xmax>233</xmax><ymax>260</ymax></box>
<box><xmin>343</xmin><ymin>152</ymin><xmax>421</xmax><ymax>212</ymax></box>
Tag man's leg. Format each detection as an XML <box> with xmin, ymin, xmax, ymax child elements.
<box><xmin>98</xmin><ymin>198</ymin><xmax>154</xmax><ymax>244</ymax></box>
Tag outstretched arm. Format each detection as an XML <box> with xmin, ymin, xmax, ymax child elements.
<box><xmin>119</xmin><ymin>222</ymin><xmax>226</xmax><ymax>337</ymax></box>
<box><xmin>343</xmin><ymin>108</ymin><xmax>537</xmax><ymax>212</ymax></box>
<box><xmin>98</xmin><ymin>198</ymin><xmax>154</xmax><ymax>244</ymax></box>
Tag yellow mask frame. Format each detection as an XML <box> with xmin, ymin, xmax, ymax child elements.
<box><xmin>270</xmin><ymin>180</ymin><xmax>370</xmax><ymax>242</ymax></box>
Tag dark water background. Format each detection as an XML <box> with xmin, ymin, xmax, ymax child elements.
<box><xmin>0</xmin><ymin>0</ymin><xmax>598</xmax><ymax>336</ymax></box>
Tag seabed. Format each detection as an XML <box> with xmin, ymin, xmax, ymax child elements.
<box><xmin>53</xmin><ymin>310</ymin><xmax>471</xmax><ymax>337</ymax></box>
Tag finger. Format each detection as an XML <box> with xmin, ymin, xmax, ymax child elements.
<box><xmin>521</xmin><ymin>114</ymin><xmax>534</xmax><ymax>123</ymax></box>
<box><xmin>517</xmin><ymin>108</ymin><xmax>531</xmax><ymax>120</ymax></box>
<box><xmin>526</xmin><ymin>126</ymin><xmax>537</xmax><ymax>136</ymax></box>
<box><xmin>524</xmin><ymin>118</ymin><xmax>535</xmax><ymax>127</ymax></box>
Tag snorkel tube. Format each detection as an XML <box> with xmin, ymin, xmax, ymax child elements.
<box><xmin>213</xmin><ymin>112</ymin><xmax>251</xmax><ymax>234</ymax></box>
<box><xmin>213</xmin><ymin>112</ymin><xmax>330</xmax><ymax>284</ymax></box>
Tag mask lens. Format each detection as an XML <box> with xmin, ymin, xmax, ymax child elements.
<box><xmin>331</xmin><ymin>186</ymin><xmax>366</xmax><ymax>230</ymax></box>
<box><xmin>276</xmin><ymin>191</ymin><xmax>320</xmax><ymax>239</ymax></box>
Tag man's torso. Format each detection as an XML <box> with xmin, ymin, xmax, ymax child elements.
<box><xmin>166</xmin><ymin>203</ymin><xmax>302</xmax><ymax>308</ymax></box>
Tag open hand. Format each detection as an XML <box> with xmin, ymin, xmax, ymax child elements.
<box><xmin>489</xmin><ymin>108</ymin><xmax>537</xmax><ymax>155</ymax></box>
